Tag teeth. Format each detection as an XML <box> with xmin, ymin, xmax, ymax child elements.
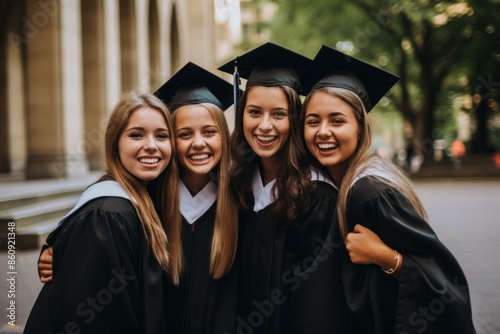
<box><xmin>257</xmin><ymin>135</ymin><xmax>276</xmax><ymax>142</ymax></box>
<box><xmin>139</xmin><ymin>158</ymin><xmax>159</xmax><ymax>164</ymax></box>
<box><xmin>190</xmin><ymin>154</ymin><xmax>209</xmax><ymax>161</ymax></box>
<box><xmin>318</xmin><ymin>143</ymin><xmax>337</xmax><ymax>150</ymax></box>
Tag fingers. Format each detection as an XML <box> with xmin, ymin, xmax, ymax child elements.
<box><xmin>40</xmin><ymin>275</ymin><xmax>53</xmax><ymax>283</ymax></box>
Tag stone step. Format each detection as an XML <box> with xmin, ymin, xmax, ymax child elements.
<box><xmin>0</xmin><ymin>195</ymin><xmax>79</xmax><ymax>228</ymax></box>
<box><xmin>0</xmin><ymin>195</ymin><xmax>79</xmax><ymax>249</ymax></box>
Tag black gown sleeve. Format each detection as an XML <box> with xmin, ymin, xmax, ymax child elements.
<box><xmin>342</xmin><ymin>176</ymin><xmax>475</xmax><ymax>334</ymax></box>
<box><xmin>25</xmin><ymin>198</ymin><xmax>146</xmax><ymax>334</ymax></box>
<box><xmin>286</xmin><ymin>182</ymin><xmax>349</xmax><ymax>334</ymax></box>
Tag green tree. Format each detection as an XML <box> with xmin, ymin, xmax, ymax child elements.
<box><xmin>268</xmin><ymin>0</ymin><xmax>499</xmax><ymax>157</ymax></box>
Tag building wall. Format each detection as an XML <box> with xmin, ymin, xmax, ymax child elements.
<box><xmin>0</xmin><ymin>0</ymin><xmax>239</xmax><ymax>180</ymax></box>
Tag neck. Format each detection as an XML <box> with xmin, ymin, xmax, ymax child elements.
<box><xmin>180</xmin><ymin>170</ymin><xmax>212</xmax><ymax>196</ymax></box>
<box><xmin>258</xmin><ymin>158</ymin><xmax>278</xmax><ymax>186</ymax></box>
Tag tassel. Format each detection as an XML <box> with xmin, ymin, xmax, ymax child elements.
<box><xmin>233</xmin><ymin>57</ymin><xmax>240</xmax><ymax>126</ymax></box>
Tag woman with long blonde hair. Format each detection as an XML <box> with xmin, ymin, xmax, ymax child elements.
<box><xmin>155</xmin><ymin>62</ymin><xmax>239</xmax><ymax>334</ymax></box>
<box><xmin>302</xmin><ymin>45</ymin><xmax>475</xmax><ymax>334</ymax></box>
<box><xmin>26</xmin><ymin>90</ymin><xmax>182</xmax><ymax>333</ymax></box>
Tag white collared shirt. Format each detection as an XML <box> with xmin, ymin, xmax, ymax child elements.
<box><xmin>179</xmin><ymin>179</ymin><xmax>218</xmax><ymax>224</ymax></box>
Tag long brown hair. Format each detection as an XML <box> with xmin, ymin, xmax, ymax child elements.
<box><xmin>172</xmin><ymin>103</ymin><xmax>238</xmax><ymax>279</ymax></box>
<box><xmin>230</xmin><ymin>85</ymin><xmax>313</xmax><ymax>222</ymax></box>
<box><xmin>303</xmin><ymin>87</ymin><xmax>427</xmax><ymax>239</ymax></box>
<box><xmin>103</xmin><ymin>90</ymin><xmax>183</xmax><ymax>284</ymax></box>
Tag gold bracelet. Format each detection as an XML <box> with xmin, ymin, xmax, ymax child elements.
<box><xmin>381</xmin><ymin>250</ymin><xmax>400</xmax><ymax>275</ymax></box>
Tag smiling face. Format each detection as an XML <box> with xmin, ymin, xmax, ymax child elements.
<box><xmin>304</xmin><ymin>91</ymin><xmax>360</xmax><ymax>183</ymax></box>
<box><xmin>243</xmin><ymin>86</ymin><xmax>291</xmax><ymax>165</ymax></box>
<box><xmin>118</xmin><ymin>107</ymin><xmax>172</xmax><ymax>185</ymax></box>
<box><xmin>174</xmin><ymin>105</ymin><xmax>222</xmax><ymax>179</ymax></box>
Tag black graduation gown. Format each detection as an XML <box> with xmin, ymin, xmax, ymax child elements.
<box><xmin>236</xmin><ymin>181</ymin><xmax>347</xmax><ymax>334</ymax></box>
<box><xmin>165</xmin><ymin>203</ymin><xmax>237</xmax><ymax>334</ymax></box>
<box><xmin>341</xmin><ymin>176</ymin><xmax>476</xmax><ymax>334</ymax></box>
<box><xmin>24</xmin><ymin>197</ymin><xmax>169</xmax><ymax>334</ymax></box>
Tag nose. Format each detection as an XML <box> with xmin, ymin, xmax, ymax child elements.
<box><xmin>317</xmin><ymin>122</ymin><xmax>332</xmax><ymax>138</ymax></box>
<box><xmin>192</xmin><ymin>133</ymin><xmax>206</xmax><ymax>148</ymax></box>
<box><xmin>144</xmin><ymin>135</ymin><xmax>158</xmax><ymax>151</ymax></box>
<box><xmin>258</xmin><ymin>114</ymin><xmax>273</xmax><ymax>132</ymax></box>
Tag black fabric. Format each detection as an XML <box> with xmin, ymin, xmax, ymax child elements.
<box><xmin>235</xmin><ymin>182</ymin><xmax>346</xmax><ymax>334</ymax></box>
<box><xmin>165</xmin><ymin>203</ymin><xmax>237</xmax><ymax>334</ymax></box>
<box><xmin>341</xmin><ymin>176</ymin><xmax>476</xmax><ymax>334</ymax></box>
<box><xmin>301</xmin><ymin>45</ymin><xmax>400</xmax><ymax>111</ymax></box>
<box><xmin>217</xmin><ymin>42</ymin><xmax>311</xmax><ymax>92</ymax></box>
<box><xmin>24</xmin><ymin>197</ymin><xmax>168</xmax><ymax>334</ymax></box>
<box><xmin>154</xmin><ymin>61</ymin><xmax>238</xmax><ymax>111</ymax></box>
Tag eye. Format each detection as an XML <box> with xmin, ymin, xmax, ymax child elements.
<box><xmin>203</xmin><ymin>128</ymin><xmax>218</xmax><ymax>136</ymax></box>
<box><xmin>273</xmin><ymin>111</ymin><xmax>288</xmax><ymax>119</ymax></box>
<box><xmin>331</xmin><ymin>118</ymin><xmax>344</xmax><ymax>125</ymax></box>
<box><xmin>157</xmin><ymin>132</ymin><xmax>169</xmax><ymax>139</ymax></box>
<box><xmin>247</xmin><ymin>108</ymin><xmax>261</xmax><ymax>116</ymax></box>
<box><xmin>129</xmin><ymin>132</ymin><xmax>143</xmax><ymax>138</ymax></box>
<box><xmin>177</xmin><ymin>131</ymin><xmax>192</xmax><ymax>139</ymax></box>
<box><xmin>306</xmin><ymin>119</ymin><xmax>319</xmax><ymax>126</ymax></box>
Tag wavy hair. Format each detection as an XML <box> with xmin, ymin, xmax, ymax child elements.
<box><xmin>102</xmin><ymin>90</ymin><xmax>183</xmax><ymax>284</ymax></box>
<box><xmin>303</xmin><ymin>87</ymin><xmax>427</xmax><ymax>239</ymax></box>
<box><xmin>230</xmin><ymin>85</ymin><xmax>313</xmax><ymax>222</ymax></box>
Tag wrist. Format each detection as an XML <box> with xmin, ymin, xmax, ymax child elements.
<box><xmin>381</xmin><ymin>249</ymin><xmax>401</xmax><ymax>275</ymax></box>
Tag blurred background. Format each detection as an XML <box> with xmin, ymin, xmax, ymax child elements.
<box><xmin>0</xmin><ymin>0</ymin><xmax>499</xmax><ymax>332</ymax></box>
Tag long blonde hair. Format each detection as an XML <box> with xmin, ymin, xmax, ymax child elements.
<box><xmin>103</xmin><ymin>91</ymin><xmax>183</xmax><ymax>284</ymax></box>
<box><xmin>172</xmin><ymin>103</ymin><xmax>238</xmax><ymax>279</ymax></box>
<box><xmin>303</xmin><ymin>87</ymin><xmax>427</xmax><ymax>239</ymax></box>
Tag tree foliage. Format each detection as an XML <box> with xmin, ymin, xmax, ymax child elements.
<box><xmin>267</xmin><ymin>0</ymin><xmax>500</xmax><ymax>155</ymax></box>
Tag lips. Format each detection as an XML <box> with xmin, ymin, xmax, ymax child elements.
<box><xmin>138</xmin><ymin>157</ymin><xmax>160</xmax><ymax>164</ymax></box>
<box><xmin>255</xmin><ymin>134</ymin><xmax>278</xmax><ymax>147</ymax></box>
<box><xmin>189</xmin><ymin>153</ymin><xmax>211</xmax><ymax>162</ymax></box>
<box><xmin>316</xmin><ymin>142</ymin><xmax>339</xmax><ymax>154</ymax></box>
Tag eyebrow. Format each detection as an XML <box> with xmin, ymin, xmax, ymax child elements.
<box><xmin>245</xmin><ymin>104</ymin><xmax>288</xmax><ymax>112</ymax></box>
<box><xmin>305</xmin><ymin>111</ymin><xmax>346</xmax><ymax>118</ymax></box>
<box><xmin>175</xmin><ymin>124</ymin><xmax>217</xmax><ymax>132</ymax></box>
<box><xmin>125</xmin><ymin>126</ymin><xmax>169</xmax><ymax>132</ymax></box>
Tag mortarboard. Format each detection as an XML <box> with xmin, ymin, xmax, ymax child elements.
<box><xmin>218</xmin><ymin>42</ymin><xmax>312</xmax><ymax>93</ymax></box>
<box><xmin>301</xmin><ymin>45</ymin><xmax>400</xmax><ymax>111</ymax></box>
<box><xmin>154</xmin><ymin>62</ymin><xmax>238</xmax><ymax>111</ymax></box>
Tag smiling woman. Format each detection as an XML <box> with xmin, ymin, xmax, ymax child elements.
<box><xmin>219</xmin><ymin>42</ymin><xmax>346</xmax><ymax>334</ymax></box>
<box><xmin>24</xmin><ymin>90</ymin><xmax>182</xmax><ymax>334</ymax></box>
<box><xmin>118</xmin><ymin>106</ymin><xmax>172</xmax><ymax>185</ymax></box>
<box><xmin>154</xmin><ymin>62</ymin><xmax>239</xmax><ymax>334</ymax></box>
<box><xmin>300</xmin><ymin>44</ymin><xmax>475</xmax><ymax>334</ymax></box>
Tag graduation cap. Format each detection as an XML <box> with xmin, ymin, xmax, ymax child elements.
<box><xmin>301</xmin><ymin>45</ymin><xmax>400</xmax><ymax>111</ymax></box>
<box><xmin>154</xmin><ymin>62</ymin><xmax>237</xmax><ymax>111</ymax></box>
<box><xmin>218</xmin><ymin>42</ymin><xmax>312</xmax><ymax>93</ymax></box>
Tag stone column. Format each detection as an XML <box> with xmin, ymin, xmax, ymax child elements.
<box><xmin>24</xmin><ymin>0</ymin><xmax>88</xmax><ymax>179</ymax></box>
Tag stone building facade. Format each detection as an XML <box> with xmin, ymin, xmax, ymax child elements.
<box><xmin>0</xmin><ymin>0</ymin><xmax>240</xmax><ymax>180</ymax></box>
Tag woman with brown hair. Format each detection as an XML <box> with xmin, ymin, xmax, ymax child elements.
<box><xmin>25</xmin><ymin>90</ymin><xmax>182</xmax><ymax>334</ymax></box>
<box><xmin>219</xmin><ymin>42</ymin><xmax>346</xmax><ymax>334</ymax></box>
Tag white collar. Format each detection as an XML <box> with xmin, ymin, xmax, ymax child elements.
<box><xmin>309</xmin><ymin>169</ymin><xmax>338</xmax><ymax>190</ymax></box>
<box><xmin>251</xmin><ymin>168</ymin><xmax>277</xmax><ymax>212</ymax></box>
<box><xmin>351</xmin><ymin>158</ymin><xmax>396</xmax><ymax>187</ymax></box>
<box><xmin>58</xmin><ymin>180</ymin><xmax>131</xmax><ymax>226</ymax></box>
<box><xmin>179</xmin><ymin>179</ymin><xmax>217</xmax><ymax>224</ymax></box>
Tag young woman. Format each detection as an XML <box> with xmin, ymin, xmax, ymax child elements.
<box><xmin>155</xmin><ymin>62</ymin><xmax>239</xmax><ymax>333</ymax></box>
<box><xmin>301</xmin><ymin>45</ymin><xmax>476</xmax><ymax>333</ymax></box>
<box><xmin>25</xmin><ymin>91</ymin><xmax>182</xmax><ymax>334</ymax></box>
<box><xmin>219</xmin><ymin>42</ymin><xmax>348</xmax><ymax>334</ymax></box>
